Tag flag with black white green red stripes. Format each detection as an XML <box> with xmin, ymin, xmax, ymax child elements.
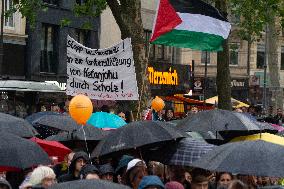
<box><xmin>150</xmin><ymin>0</ymin><xmax>231</xmax><ymax>51</ymax></box>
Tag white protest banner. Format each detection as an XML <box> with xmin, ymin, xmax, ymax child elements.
<box><xmin>66</xmin><ymin>36</ymin><xmax>139</xmax><ymax>100</ymax></box>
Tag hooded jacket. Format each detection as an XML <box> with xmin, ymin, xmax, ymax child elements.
<box><xmin>80</xmin><ymin>164</ymin><xmax>100</xmax><ymax>179</ymax></box>
<box><xmin>138</xmin><ymin>176</ymin><xmax>165</xmax><ymax>189</ymax></box>
<box><xmin>0</xmin><ymin>178</ymin><xmax>12</xmax><ymax>189</ymax></box>
<box><xmin>99</xmin><ymin>163</ymin><xmax>114</xmax><ymax>176</ymax></box>
<box><xmin>57</xmin><ymin>151</ymin><xmax>89</xmax><ymax>183</ymax></box>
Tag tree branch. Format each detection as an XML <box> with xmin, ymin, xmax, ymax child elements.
<box><xmin>106</xmin><ymin>0</ymin><xmax>130</xmax><ymax>38</ymax></box>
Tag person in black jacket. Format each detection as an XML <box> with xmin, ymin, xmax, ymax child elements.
<box><xmin>57</xmin><ymin>151</ymin><xmax>89</xmax><ymax>183</ymax></box>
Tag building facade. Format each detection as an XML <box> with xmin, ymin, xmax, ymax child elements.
<box><xmin>1</xmin><ymin>0</ymin><xmax>27</xmax><ymax>79</ymax></box>
<box><xmin>0</xmin><ymin>0</ymin><xmax>101</xmax><ymax>116</ymax></box>
<box><xmin>26</xmin><ymin>0</ymin><xmax>100</xmax><ymax>83</ymax></box>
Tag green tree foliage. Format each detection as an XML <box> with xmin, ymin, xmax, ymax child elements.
<box><xmin>230</xmin><ymin>0</ymin><xmax>284</xmax><ymax>42</ymax></box>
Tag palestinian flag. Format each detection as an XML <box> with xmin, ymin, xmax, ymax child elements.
<box><xmin>150</xmin><ymin>0</ymin><xmax>231</xmax><ymax>51</ymax></box>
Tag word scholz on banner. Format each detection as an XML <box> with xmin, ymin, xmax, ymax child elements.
<box><xmin>66</xmin><ymin>36</ymin><xmax>139</xmax><ymax>100</ymax></box>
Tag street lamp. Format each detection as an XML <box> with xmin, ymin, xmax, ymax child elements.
<box><xmin>263</xmin><ymin>24</ymin><xmax>268</xmax><ymax>113</ymax></box>
<box><xmin>0</xmin><ymin>0</ymin><xmax>4</xmax><ymax>76</ymax></box>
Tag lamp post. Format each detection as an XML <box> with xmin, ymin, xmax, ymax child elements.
<box><xmin>203</xmin><ymin>51</ymin><xmax>208</xmax><ymax>102</ymax></box>
<box><xmin>263</xmin><ymin>24</ymin><xmax>268</xmax><ymax>113</ymax></box>
<box><xmin>0</xmin><ymin>0</ymin><xmax>4</xmax><ymax>76</ymax></box>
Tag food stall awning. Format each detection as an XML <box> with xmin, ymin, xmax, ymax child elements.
<box><xmin>164</xmin><ymin>95</ymin><xmax>207</xmax><ymax>105</ymax></box>
<box><xmin>205</xmin><ymin>96</ymin><xmax>249</xmax><ymax>108</ymax></box>
<box><xmin>0</xmin><ymin>80</ymin><xmax>64</xmax><ymax>92</ymax></box>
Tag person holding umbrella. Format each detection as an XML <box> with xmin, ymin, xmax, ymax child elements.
<box><xmin>57</xmin><ymin>151</ymin><xmax>89</xmax><ymax>183</ymax></box>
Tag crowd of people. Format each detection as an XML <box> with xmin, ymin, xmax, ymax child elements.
<box><xmin>0</xmin><ymin>101</ymin><xmax>283</xmax><ymax>189</ymax></box>
<box><xmin>0</xmin><ymin>150</ymin><xmax>282</xmax><ymax>189</ymax></box>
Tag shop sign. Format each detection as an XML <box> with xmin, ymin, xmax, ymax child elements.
<box><xmin>231</xmin><ymin>79</ymin><xmax>245</xmax><ymax>87</ymax></box>
<box><xmin>148</xmin><ymin>67</ymin><xmax>178</xmax><ymax>85</ymax></box>
<box><xmin>193</xmin><ymin>78</ymin><xmax>204</xmax><ymax>95</ymax></box>
<box><xmin>147</xmin><ymin>63</ymin><xmax>191</xmax><ymax>96</ymax></box>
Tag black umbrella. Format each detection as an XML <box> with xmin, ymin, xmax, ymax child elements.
<box><xmin>45</xmin><ymin>132</ymin><xmax>70</xmax><ymax>142</ymax></box>
<box><xmin>49</xmin><ymin>179</ymin><xmax>130</xmax><ymax>189</ymax></box>
<box><xmin>33</xmin><ymin>114</ymin><xmax>81</xmax><ymax>132</ymax></box>
<box><xmin>0</xmin><ymin>113</ymin><xmax>37</xmax><ymax>138</ymax></box>
<box><xmin>177</xmin><ymin>110</ymin><xmax>276</xmax><ymax>138</ymax></box>
<box><xmin>46</xmin><ymin>125</ymin><xmax>105</xmax><ymax>142</ymax></box>
<box><xmin>0</xmin><ymin>132</ymin><xmax>50</xmax><ymax>169</ymax></box>
<box><xmin>71</xmin><ymin>125</ymin><xmax>106</xmax><ymax>141</ymax></box>
<box><xmin>192</xmin><ymin>133</ymin><xmax>284</xmax><ymax>177</ymax></box>
<box><xmin>169</xmin><ymin>119</ymin><xmax>224</xmax><ymax>145</ymax></box>
<box><xmin>25</xmin><ymin>111</ymin><xmax>60</xmax><ymax>124</ymax></box>
<box><xmin>46</xmin><ymin>125</ymin><xmax>106</xmax><ymax>151</ymax></box>
<box><xmin>92</xmin><ymin>121</ymin><xmax>186</xmax><ymax>158</ymax></box>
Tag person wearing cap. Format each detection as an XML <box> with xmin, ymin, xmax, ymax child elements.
<box><xmin>116</xmin><ymin>155</ymin><xmax>134</xmax><ymax>184</ymax></box>
<box><xmin>0</xmin><ymin>177</ymin><xmax>11</xmax><ymax>189</ymax></box>
<box><xmin>57</xmin><ymin>151</ymin><xmax>89</xmax><ymax>183</ymax></box>
<box><xmin>125</xmin><ymin>159</ymin><xmax>148</xmax><ymax>189</ymax></box>
<box><xmin>80</xmin><ymin>164</ymin><xmax>100</xmax><ymax>180</ymax></box>
<box><xmin>138</xmin><ymin>176</ymin><xmax>165</xmax><ymax>189</ymax></box>
<box><xmin>99</xmin><ymin>163</ymin><xmax>115</xmax><ymax>182</ymax></box>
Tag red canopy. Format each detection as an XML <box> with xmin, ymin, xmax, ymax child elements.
<box><xmin>30</xmin><ymin>137</ymin><xmax>71</xmax><ymax>162</ymax></box>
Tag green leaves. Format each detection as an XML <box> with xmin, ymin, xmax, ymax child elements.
<box><xmin>59</xmin><ymin>18</ymin><xmax>71</xmax><ymax>27</ymax></box>
<box><xmin>73</xmin><ymin>0</ymin><xmax>107</xmax><ymax>18</ymax></box>
<box><xmin>230</xmin><ymin>0</ymin><xmax>283</xmax><ymax>42</ymax></box>
<box><xmin>11</xmin><ymin>0</ymin><xmax>107</xmax><ymax>30</ymax></box>
<box><xmin>11</xmin><ymin>0</ymin><xmax>47</xmax><ymax>28</ymax></box>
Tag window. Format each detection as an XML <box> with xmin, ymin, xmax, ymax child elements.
<box><xmin>43</xmin><ymin>0</ymin><xmax>59</xmax><ymax>6</ymax></box>
<box><xmin>143</xmin><ymin>30</ymin><xmax>156</xmax><ymax>58</ymax></box>
<box><xmin>157</xmin><ymin>45</ymin><xmax>165</xmax><ymax>59</ymax></box>
<box><xmin>257</xmin><ymin>44</ymin><xmax>265</xmax><ymax>69</ymax></box>
<box><xmin>4</xmin><ymin>0</ymin><xmax>14</xmax><ymax>28</ymax></box>
<box><xmin>40</xmin><ymin>24</ymin><xmax>58</xmax><ymax>73</ymax></box>
<box><xmin>201</xmin><ymin>51</ymin><xmax>210</xmax><ymax>64</ymax></box>
<box><xmin>281</xmin><ymin>47</ymin><xmax>284</xmax><ymax>70</ymax></box>
<box><xmin>229</xmin><ymin>43</ymin><xmax>239</xmax><ymax>65</ymax></box>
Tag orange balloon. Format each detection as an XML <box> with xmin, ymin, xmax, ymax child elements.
<box><xmin>151</xmin><ymin>96</ymin><xmax>165</xmax><ymax>112</ymax></box>
<box><xmin>69</xmin><ymin>95</ymin><xmax>93</xmax><ymax>125</ymax></box>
